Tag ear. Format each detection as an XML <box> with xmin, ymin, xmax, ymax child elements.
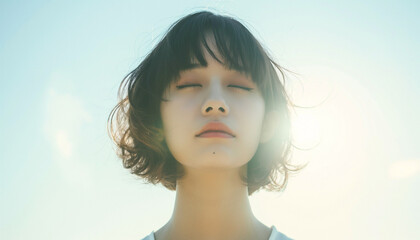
<box><xmin>260</xmin><ymin>110</ymin><xmax>281</xmax><ymax>144</ymax></box>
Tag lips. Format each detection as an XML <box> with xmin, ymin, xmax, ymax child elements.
<box><xmin>196</xmin><ymin>122</ymin><xmax>235</xmax><ymax>137</ymax></box>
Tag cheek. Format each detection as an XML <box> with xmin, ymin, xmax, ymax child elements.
<box><xmin>160</xmin><ymin>101</ymin><xmax>182</xmax><ymax>137</ymax></box>
<box><xmin>236</xmin><ymin>96</ymin><xmax>265</xmax><ymax>133</ymax></box>
<box><xmin>233</xmin><ymin>96</ymin><xmax>265</xmax><ymax>150</ymax></box>
<box><xmin>160</xmin><ymin>100</ymin><xmax>202</xmax><ymax>167</ymax></box>
<box><xmin>160</xmin><ymin>97</ymin><xmax>195</xmax><ymax>128</ymax></box>
<box><xmin>160</xmin><ymin>99</ymin><xmax>195</xmax><ymax>151</ymax></box>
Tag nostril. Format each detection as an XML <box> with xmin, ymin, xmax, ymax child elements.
<box><xmin>204</xmin><ymin>106</ymin><xmax>226</xmax><ymax>113</ymax></box>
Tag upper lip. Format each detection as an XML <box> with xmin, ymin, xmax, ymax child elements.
<box><xmin>196</xmin><ymin>122</ymin><xmax>235</xmax><ymax>137</ymax></box>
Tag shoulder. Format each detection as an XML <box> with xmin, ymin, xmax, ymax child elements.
<box><xmin>140</xmin><ymin>231</ymin><xmax>155</xmax><ymax>240</ymax></box>
<box><xmin>270</xmin><ymin>226</ymin><xmax>294</xmax><ymax>240</ymax></box>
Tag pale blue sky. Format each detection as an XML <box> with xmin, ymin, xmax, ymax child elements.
<box><xmin>1</xmin><ymin>1</ymin><xmax>419</xmax><ymax>239</ymax></box>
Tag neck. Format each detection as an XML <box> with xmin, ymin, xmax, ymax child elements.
<box><xmin>155</xmin><ymin>165</ymin><xmax>271</xmax><ymax>240</ymax></box>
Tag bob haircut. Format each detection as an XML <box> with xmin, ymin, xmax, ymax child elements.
<box><xmin>108</xmin><ymin>10</ymin><xmax>306</xmax><ymax>196</ymax></box>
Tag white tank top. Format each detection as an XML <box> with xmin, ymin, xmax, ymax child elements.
<box><xmin>140</xmin><ymin>225</ymin><xmax>293</xmax><ymax>240</ymax></box>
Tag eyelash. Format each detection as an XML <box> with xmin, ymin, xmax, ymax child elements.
<box><xmin>176</xmin><ymin>84</ymin><xmax>253</xmax><ymax>91</ymax></box>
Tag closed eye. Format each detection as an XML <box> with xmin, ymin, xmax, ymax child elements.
<box><xmin>176</xmin><ymin>84</ymin><xmax>253</xmax><ymax>91</ymax></box>
<box><xmin>175</xmin><ymin>84</ymin><xmax>202</xmax><ymax>89</ymax></box>
<box><xmin>228</xmin><ymin>85</ymin><xmax>254</xmax><ymax>91</ymax></box>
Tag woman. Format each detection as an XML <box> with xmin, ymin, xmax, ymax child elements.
<box><xmin>108</xmin><ymin>10</ymin><xmax>305</xmax><ymax>240</ymax></box>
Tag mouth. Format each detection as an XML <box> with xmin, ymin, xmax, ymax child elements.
<box><xmin>196</xmin><ymin>130</ymin><xmax>235</xmax><ymax>138</ymax></box>
<box><xmin>196</xmin><ymin>121</ymin><xmax>235</xmax><ymax>138</ymax></box>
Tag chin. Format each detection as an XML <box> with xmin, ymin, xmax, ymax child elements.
<box><xmin>188</xmin><ymin>153</ymin><xmax>249</xmax><ymax>169</ymax></box>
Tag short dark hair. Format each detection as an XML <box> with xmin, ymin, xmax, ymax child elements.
<box><xmin>107</xmin><ymin>10</ymin><xmax>306</xmax><ymax>196</ymax></box>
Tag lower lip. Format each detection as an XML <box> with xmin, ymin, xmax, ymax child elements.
<box><xmin>197</xmin><ymin>132</ymin><xmax>234</xmax><ymax>138</ymax></box>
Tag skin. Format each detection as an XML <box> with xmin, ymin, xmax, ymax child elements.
<box><xmin>156</xmin><ymin>33</ymin><xmax>279</xmax><ymax>240</ymax></box>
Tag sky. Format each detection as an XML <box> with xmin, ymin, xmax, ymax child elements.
<box><xmin>0</xmin><ymin>0</ymin><xmax>419</xmax><ymax>239</ymax></box>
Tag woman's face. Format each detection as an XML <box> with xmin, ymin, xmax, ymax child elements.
<box><xmin>160</xmin><ymin>41</ymin><xmax>267</xmax><ymax>170</ymax></box>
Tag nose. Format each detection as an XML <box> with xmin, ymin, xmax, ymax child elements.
<box><xmin>201</xmin><ymin>79</ymin><xmax>230</xmax><ymax>116</ymax></box>
<box><xmin>201</xmin><ymin>100</ymin><xmax>229</xmax><ymax>116</ymax></box>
